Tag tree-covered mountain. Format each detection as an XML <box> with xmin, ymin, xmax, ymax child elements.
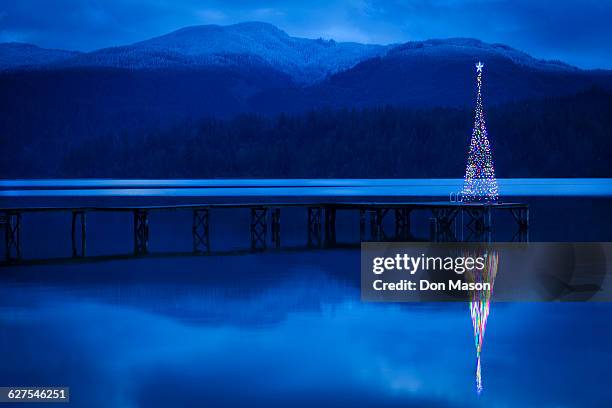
<box><xmin>2</xmin><ymin>22</ymin><xmax>388</xmax><ymax>85</ymax></box>
<box><xmin>254</xmin><ymin>38</ymin><xmax>612</xmax><ymax>112</ymax></box>
<box><xmin>1</xmin><ymin>22</ymin><xmax>612</xmax><ymax>178</ymax></box>
<box><xmin>1</xmin><ymin>23</ymin><xmax>610</xmax><ymax>119</ymax></box>
<box><xmin>0</xmin><ymin>43</ymin><xmax>81</xmax><ymax>70</ymax></box>
<box><xmin>3</xmin><ymin>88</ymin><xmax>611</xmax><ymax>178</ymax></box>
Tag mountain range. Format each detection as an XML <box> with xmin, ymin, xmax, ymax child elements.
<box><xmin>1</xmin><ymin>22</ymin><xmax>612</xmax><ymax>177</ymax></box>
<box><xmin>0</xmin><ymin>42</ymin><xmax>81</xmax><ymax>70</ymax></box>
<box><xmin>0</xmin><ymin>22</ymin><xmax>585</xmax><ymax>77</ymax></box>
<box><xmin>1</xmin><ymin>22</ymin><xmax>390</xmax><ymax>84</ymax></box>
<box><xmin>2</xmin><ymin>21</ymin><xmax>611</xmax><ymax>113</ymax></box>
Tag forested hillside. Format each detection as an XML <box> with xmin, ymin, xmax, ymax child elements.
<box><xmin>5</xmin><ymin>87</ymin><xmax>609</xmax><ymax>178</ymax></box>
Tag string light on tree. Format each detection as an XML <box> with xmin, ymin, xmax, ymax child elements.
<box><xmin>462</xmin><ymin>61</ymin><xmax>499</xmax><ymax>202</ymax></box>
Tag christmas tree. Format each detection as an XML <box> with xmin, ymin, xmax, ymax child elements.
<box><xmin>462</xmin><ymin>62</ymin><xmax>499</xmax><ymax>202</ymax></box>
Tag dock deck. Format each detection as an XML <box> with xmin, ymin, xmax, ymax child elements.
<box><xmin>1</xmin><ymin>200</ymin><xmax>529</xmax><ymax>265</ymax></box>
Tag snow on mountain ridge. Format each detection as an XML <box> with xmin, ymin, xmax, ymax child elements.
<box><xmin>389</xmin><ymin>38</ymin><xmax>577</xmax><ymax>71</ymax></box>
<box><xmin>1</xmin><ymin>23</ymin><xmax>582</xmax><ymax>83</ymax></box>
<box><xmin>70</xmin><ymin>22</ymin><xmax>389</xmax><ymax>84</ymax></box>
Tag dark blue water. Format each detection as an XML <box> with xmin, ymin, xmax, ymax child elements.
<box><xmin>2</xmin><ymin>254</ymin><xmax>612</xmax><ymax>407</ymax></box>
<box><xmin>1</xmin><ymin>180</ymin><xmax>612</xmax><ymax>407</ymax></box>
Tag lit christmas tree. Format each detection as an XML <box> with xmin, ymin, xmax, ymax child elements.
<box><xmin>462</xmin><ymin>62</ymin><xmax>499</xmax><ymax>202</ymax></box>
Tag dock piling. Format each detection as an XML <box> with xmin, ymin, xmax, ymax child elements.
<box><xmin>359</xmin><ymin>209</ymin><xmax>366</xmax><ymax>242</ymax></box>
<box><xmin>192</xmin><ymin>208</ymin><xmax>210</xmax><ymax>253</ymax></box>
<box><xmin>432</xmin><ymin>208</ymin><xmax>460</xmax><ymax>242</ymax></box>
<box><xmin>3</xmin><ymin>211</ymin><xmax>21</xmax><ymax>262</ymax></box>
<box><xmin>307</xmin><ymin>207</ymin><xmax>323</xmax><ymax>247</ymax></box>
<box><xmin>464</xmin><ymin>207</ymin><xmax>492</xmax><ymax>242</ymax></box>
<box><xmin>429</xmin><ymin>218</ymin><xmax>438</xmax><ymax>242</ymax></box>
<box><xmin>324</xmin><ymin>207</ymin><xmax>337</xmax><ymax>247</ymax></box>
<box><xmin>394</xmin><ymin>208</ymin><xmax>412</xmax><ymax>241</ymax></box>
<box><xmin>133</xmin><ymin>209</ymin><xmax>149</xmax><ymax>255</ymax></box>
<box><xmin>250</xmin><ymin>207</ymin><xmax>267</xmax><ymax>251</ymax></box>
<box><xmin>368</xmin><ymin>209</ymin><xmax>380</xmax><ymax>241</ymax></box>
<box><xmin>271</xmin><ymin>208</ymin><xmax>281</xmax><ymax>249</ymax></box>
<box><xmin>71</xmin><ymin>210</ymin><xmax>86</xmax><ymax>257</ymax></box>
<box><xmin>367</xmin><ymin>209</ymin><xmax>388</xmax><ymax>242</ymax></box>
<box><xmin>510</xmin><ymin>207</ymin><xmax>530</xmax><ymax>242</ymax></box>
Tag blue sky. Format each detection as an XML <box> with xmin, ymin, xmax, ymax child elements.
<box><xmin>1</xmin><ymin>0</ymin><xmax>611</xmax><ymax>69</ymax></box>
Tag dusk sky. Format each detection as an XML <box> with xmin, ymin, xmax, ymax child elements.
<box><xmin>1</xmin><ymin>0</ymin><xmax>611</xmax><ymax>69</ymax></box>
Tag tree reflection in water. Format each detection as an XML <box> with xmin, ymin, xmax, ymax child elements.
<box><xmin>467</xmin><ymin>249</ymin><xmax>499</xmax><ymax>395</ymax></box>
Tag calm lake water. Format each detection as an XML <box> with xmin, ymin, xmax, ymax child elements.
<box><xmin>1</xmin><ymin>179</ymin><xmax>612</xmax><ymax>407</ymax></box>
<box><xmin>2</xmin><ymin>178</ymin><xmax>612</xmax><ymax>199</ymax></box>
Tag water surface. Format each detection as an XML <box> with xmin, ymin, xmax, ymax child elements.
<box><xmin>1</xmin><ymin>179</ymin><xmax>612</xmax><ymax>407</ymax></box>
<box><xmin>2</xmin><ymin>178</ymin><xmax>612</xmax><ymax>198</ymax></box>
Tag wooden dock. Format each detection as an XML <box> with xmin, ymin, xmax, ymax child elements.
<box><xmin>0</xmin><ymin>201</ymin><xmax>529</xmax><ymax>265</ymax></box>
